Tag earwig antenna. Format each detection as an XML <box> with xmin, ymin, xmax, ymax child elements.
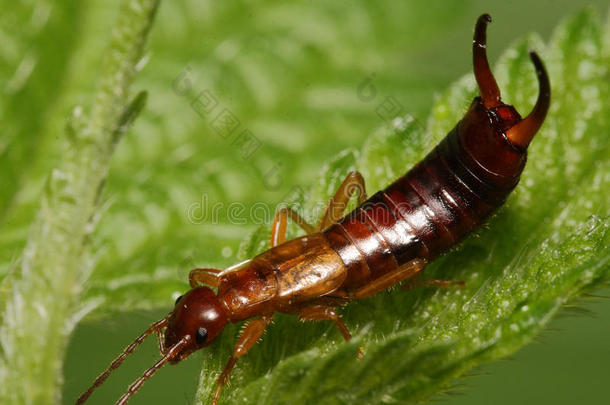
<box><xmin>115</xmin><ymin>337</ymin><xmax>189</xmax><ymax>405</ymax></box>
<box><xmin>505</xmin><ymin>51</ymin><xmax>551</xmax><ymax>148</ymax></box>
<box><xmin>473</xmin><ymin>14</ymin><xmax>501</xmax><ymax>108</ymax></box>
<box><xmin>76</xmin><ymin>316</ymin><xmax>169</xmax><ymax>404</ymax></box>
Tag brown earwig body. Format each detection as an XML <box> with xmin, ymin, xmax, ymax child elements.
<box><xmin>77</xmin><ymin>14</ymin><xmax>550</xmax><ymax>405</ymax></box>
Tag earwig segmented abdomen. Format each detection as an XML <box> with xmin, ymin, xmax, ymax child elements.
<box><xmin>325</xmin><ymin>99</ymin><xmax>528</xmax><ymax>292</ymax></box>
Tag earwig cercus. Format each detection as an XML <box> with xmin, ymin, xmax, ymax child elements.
<box><xmin>77</xmin><ymin>13</ymin><xmax>550</xmax><ymax>405</ymax></box>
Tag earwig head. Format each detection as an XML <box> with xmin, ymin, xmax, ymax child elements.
<box><xmin>164</xmin><ymin>286</ymin><xmax>228</xmax><ymax>363</ymax></box>
<box><xmin>460</xmin><ymin>14</ymin><xmax>550</xmax><ymax>186</ymax></box>
<box><xmin>76</xmin><ymin>287</ymin><xmax>228</xmax><ymax>405</ymax></box>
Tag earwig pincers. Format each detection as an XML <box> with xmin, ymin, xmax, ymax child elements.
<box><xmin>77</xmin><ymin>14</ymin><xmax>550</xmax><ymax>405</ymax></box>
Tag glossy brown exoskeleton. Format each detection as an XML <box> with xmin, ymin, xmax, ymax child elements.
<box><xmin>77</xmin><ymin>14</ymin><xmax>550</xmax><ymax>405</ymax></box>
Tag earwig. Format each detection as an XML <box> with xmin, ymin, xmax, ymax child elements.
<box><xmin>77</xmin><ymin>14</ymin><xmax>550</xmax><ymax>405</ymax></box>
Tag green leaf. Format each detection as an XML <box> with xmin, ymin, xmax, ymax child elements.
<box><xmin>0</xmin><ymin>1</ymin><xmax>159</xmax><ymax>403</ymax></box>
<box><xmin>0</xmin><ymin>1</ymin><xmax>85</xmax><ymax>222</ymax></box>
<box><xmin>194</xmin><ymin>9</ymin><xmax>609</xmax><ymax>405</ymax></box>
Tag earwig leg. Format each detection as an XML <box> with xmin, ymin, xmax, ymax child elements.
<box><xmin>270</xmin><ymin>207</ymin><xmax>316</xmax><ymax>247</ymax></box>
<box><xmin>157</xmin><ymin>330</ymin><xmax>166</xmax><ymax>355</ymax></box>
<box><xmin>318</xmin><ymin>171</ymin><xmax>367</xmax><ymax>231</ymax></box>
<box><xmin>299</xmin><ymin>305</ymin><xmax>352</xmax><ymax>341</ymax></box>
<box><xmin>298</xmin><ymin>305</ymin><xmax>363</xmax><ymax>358</ymax></box>
<box><xmin>311</xmin><ymin>291</ymin><xmax>351</xmax><ymax>307</ymax></box>
<box><xmin>406</xmin><ymin>277</ymin><xmax>465</xmax><ymax>290</ymax></box>
<box><xmin>212</xmin><ymin>314</ymin><xmax>273</xmax><ymax>405</ymax></box>
<box><xmin>400</xmin><ymin>271</ymin><xmax>422</xmax><ymax>290</ymax></box>
<box><xmin>421</xmin><ymin>279</ymin><xmax>465</xmax><ymax>288</ymax></box>
<box><xmin>402</xmin><ymin>272</ymin><xmax>465</xmax><ymax>290</ymax></box>
<box><xmin>189</xmin><ymin>268</ymin><xmax>222</xmax><ymax>288</ymax></box>
<box><xmin>352</xmin><ymin>258</ymin><xmax>426</xmax><ymax>300</ymax></box>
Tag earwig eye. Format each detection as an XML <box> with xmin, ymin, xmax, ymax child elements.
<box><xmin>174</xmin><ymin>295</ymin><xmax>183</xmax><ymax>305</ymax></box>
<box><xmin>195</xmin><ymin>327</ymin><xmax>208</xmax><ymax>345</ymax></box>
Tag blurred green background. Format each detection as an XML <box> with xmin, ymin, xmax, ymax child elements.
<box><xmin>1</xmin><ymin>0</ymin><xmax>608</xmax><ymax>404</ymax></box>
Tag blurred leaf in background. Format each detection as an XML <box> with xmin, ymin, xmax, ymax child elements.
<box><xmin>1</xmin><ymin>0</ymin><xmax>159</xmax><ymax>403</ymax></box>
<box><xmin>0</xmin><ymin>1</ymin><xmax>608</xmax><ymax>405</ymax></box>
